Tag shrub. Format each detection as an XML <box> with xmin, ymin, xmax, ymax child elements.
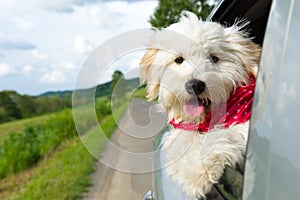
<box><xmin>0</xmin><ymin>125</ymin><xmax>41</xmax><ymax>178</ymax></box>
<box><xmin>95</xmin><ymin>99</ymin><xmax>111</xmax><ymax>120</ymax></box>
<box><xmin>0</xmin><ymin>110</ymin><xmax>76</xmax><ymax>179</ymax></box>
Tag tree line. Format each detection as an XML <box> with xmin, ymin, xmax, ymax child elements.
<box><xmin>0</xmin><ymin>70</ymin><xmax>131</xmax><ymax>123</ymax></box>
<box><xmin>0</xmin><ymin>90</ymin><xmax>71</xmax><ymax>123</ymax></box>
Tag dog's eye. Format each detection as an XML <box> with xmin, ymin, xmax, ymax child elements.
<box><xmin>174</xmin><ymin>56</ymin><xmax>184</xmax><ymax>64</ymax></box>
<box><xmin>209</xmin><ymin>55</ymin><xmax>219</xmax><ymax>64</ymax></box>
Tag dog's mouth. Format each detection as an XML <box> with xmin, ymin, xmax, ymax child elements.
<box><xmin>183</xmin><ymin>97</ymin><xmax>211</xmax><ymax>117</ymax></box>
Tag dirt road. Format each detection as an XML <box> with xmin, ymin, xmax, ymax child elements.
<box><xmin>83</xmin><ymin>98</ymin><xmax>167</xmax><ymax>200</ymax></box>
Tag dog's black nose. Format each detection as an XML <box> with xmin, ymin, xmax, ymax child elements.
<box><xmin>185</xmin><ymin>79</ymin><xmax>206</xmax><ymax>95</ymax></box>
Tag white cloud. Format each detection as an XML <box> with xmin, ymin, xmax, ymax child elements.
<box><xmin>14</xmin><ymin>18</ymin><xmax>33</xmax><ymax>30</ymax></box>
<box><xmin>87</xmin><ymin>1</ymin><xmax>128</xmax><ymax>29</ymax></box>
<box><xmin>0</xmin><ymin>0</ymin><xmax>158</xmax><ymax>94</ymax></box>
<box><xmin>1</xmin><ymin>63</ymin><xmax>34</xmax><ymax>76</ymax></box>
<box><xmin>61</xmin><ymin>61</ymin><xmax>76</xmax><ymax>69</ymax></box>
<box><xmin>32</xmin><ymin>49</ymin><xmax>47</xmax><ymax>59</ymax></box>
<box><xmin>21</xmin><ymin>64</ymin><xmax>33</xmax><ymax>74</ymax></box>
<box><xmin>39</xmin><ymin>70</ymin><xmax>65</xmax><ymax>83</ymax></box>
<box><xmin>73</xmin><ymin>34</ymin><xmax>94</xmax><ymax>55</ymax></box>
<box><xmin>86</xmin><ymin>1</ymin><xmax>156</xmax><ymax>30</ymax></box>
<box><xmin>129</xmin><ymin>58</ymin><xmax>141</xmax><ymax>70</ymax></box>
<box><xmin>0</xmin><ymin>62</ymin><xmax>15</xmax><ymax>76</ymax></box>
<box><xmin>2</xmin><ymin>0</ymin><xmax>76</xmax><ymax>13</ymax></box>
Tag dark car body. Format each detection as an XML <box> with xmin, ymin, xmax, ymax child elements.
<box><xmin>144</xmin><ymin>0</ymin><xmax>300</xmax><ymax>199</ymax></box>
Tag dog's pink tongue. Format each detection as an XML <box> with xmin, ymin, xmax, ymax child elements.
<box><xmin>184</xmin><ymin>101</ymin><xmax>205</xmax><ymax>116</ymax></box>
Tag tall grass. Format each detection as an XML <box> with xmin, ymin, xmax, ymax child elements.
<box><xmin>0</xmin><ymin>91</ymin><xmax>144</xmax><ymax>199</ymax></box>
<box><xmin>10</xmin><ymin>138</ymin><xmax>95</xmax><ymax>200</ymax></box>
<box><xmin>0</xmin><ymin>98</ymin><xmax>113</xmax><ymax>179</ymax></box>
<box><xmin>0</xmin><ymin>110</ymin><xmax>75</xmax><ymax>179</ymax></box>
<box><xmin>0</xmin><ymin>114</ymin><xmax>54</xmax><ymax>143</ymax></box>
<box><xmin>0</xmin><ymin>97</ymin><xmax>129</xmax><ymax>200</ymax></box>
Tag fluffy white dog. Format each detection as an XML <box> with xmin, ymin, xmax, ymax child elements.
<box><xmin>140</xmin><ymin>12</ymin><xmax>261</xmax><ymax>199</ymax></box>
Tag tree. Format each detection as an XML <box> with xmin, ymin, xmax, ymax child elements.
<box><xmin>0</xmin><ymin>91</ymin><xmax>22</xmax><ymax>122</ymax></box>
<box><xmin>16</xmin><ymin>95</ymin><xmax>36</xmax><ymax>118</ymax></box>
<box><xmin>35</xmin><ymin>96</ymin><xmax>66</xmax><ymax>114</ymax></box>
<box><xmin>111</xmin><ymin>70</ymin><xmax>127</xmax><ymax>98</ymax></box>
<box><xmin>149</xmin><ymin>0</ymin><xmax>215</xmax><ymax>29</ymax></box>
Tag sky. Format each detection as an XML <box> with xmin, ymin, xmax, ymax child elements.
<box><xmin>0</xmin><ymin>0</ymin><xmax>158</xmax><ymax>95</ymax></box>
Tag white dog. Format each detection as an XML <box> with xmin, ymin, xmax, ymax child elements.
<box><xmin>140</xmin><ymin>12</ymin><xmax>261</xmax><ymax>199</ymax></box>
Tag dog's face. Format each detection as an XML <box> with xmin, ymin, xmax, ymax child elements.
<box><xmin>140</xmin><ymin>12</ymin><xmax>261</xmax><ymax>123</ymax></box>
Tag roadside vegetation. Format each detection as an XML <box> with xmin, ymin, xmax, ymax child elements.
<box><xmin>0</xmin><ymin>113</ymin><xmax>55</xmax><ymax>143</ymax></box>
<box><xmin>0</xmin><ymin>84</ymin><xmax>145</xmax><ymax>199</ymax></box>
<box><xmin>0</xmin><ymin>104</ymin><xmax>127</xmax><ymax>200</ymax></box>
<box><xmin>0</xmin><ymin>109</ymin><xmax>77</xmax><ymax>179</ymax></box>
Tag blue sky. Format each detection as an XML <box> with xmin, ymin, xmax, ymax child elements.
<box><xmin>0</xmin><ymin>0</ymin><xmax>157</xmax><ymax>95</ymax></box>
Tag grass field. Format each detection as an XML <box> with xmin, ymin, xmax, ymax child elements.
<box><xmin>0</xmin><ymin>95</ymin><xmax>130</xmax><ymax>200</ymax></box>
<box><xmin>0</xmin><ymin>114</ymin><xmax>55</xmax><ymax>143</ymax></box>
<box><xmin>0</xmin><ymin>138</ymin><xmax>94</xmax><ymax>200</ymax></box>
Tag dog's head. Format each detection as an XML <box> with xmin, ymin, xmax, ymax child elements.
<box><xmin>140</xmin><ymin>12</ymin><xmax>261</xmax><ymax>123</ymax></box>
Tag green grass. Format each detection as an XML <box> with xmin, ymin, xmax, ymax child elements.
<box><xmin>0</xmin><ymin>97</ymin><xmax>112</xmax><ymax>177</ymax></box>
<box><xmin>0</xmin><ymin>87</ymin><xmax>145</xmax><ymax>144</ymax></box>
<box><xmin>0</xmin><ymin>114</ymin><xmax>54</xmax><ymax>143</ymax></box>
<box><xmin>0</xmin><ymin>98</ymin><xmax>128</xmax><ymax>200</ymax></box>
<box><xmin>130</xmin><ymin>86</ymin><xmax>146</xmax><ymax>100</ymax></box>
<box><xmin>0</xmin><ymin>96</ymin><xmax>111</xmax><ymax>144</ymax></box>
<box><xmin>0</xmin><ymin>137</ymin><xmax>95</xmax><ymax>200</ymax></box>
<box><xmin>8</xmin><ymin>139</ymin><xmax>95</xmax><ymax>200</ymax></box>
<box><xmin>0</xmin><ymin>110</ymin><xmax>78</xmax><ymax>179</ymax></box>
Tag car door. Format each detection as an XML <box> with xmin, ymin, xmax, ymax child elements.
<box><xmin>244</xmin><ymin>0</ymin><xmax>300</xmax><ymax>199</ymax></box>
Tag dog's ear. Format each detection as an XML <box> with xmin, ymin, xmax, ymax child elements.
<box><xmin>140</xmin><ymin>48</ymin><xmax>160</xmax><ymax>101</ymax></box>
<box><xmin>140</xmin><ymin>48</ymin><xmax>157</xmax><ymax>83</ymax></box>
<box><xmin>225</xmin><ymin>25</ymin><xmax>261</xmax><ymax>78</ymax></box>
<box><xmin>238</xmin><ymin>39</ymin><xmax>261</xmax><ymax>77</ymax></box>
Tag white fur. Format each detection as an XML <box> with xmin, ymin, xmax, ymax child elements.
<box><xmin>163</xmin><ymin>123</ymin><xmax>248</xmax><ymax>198</ymax></box>
<box><xmin>140</xmin><ymin>11</ymin><xmax>260</xmax><ymax>199</ymax></box>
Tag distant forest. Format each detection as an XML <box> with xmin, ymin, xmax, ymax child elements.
<box><xmin>0</xmin><ymin>78</ymin><xmax>140</xmax><ymax>123</ymax></box>
<box><xmin>0</xmin><ymin>90</ymin><xmax>71</xmax><ymax>123</ymax></box>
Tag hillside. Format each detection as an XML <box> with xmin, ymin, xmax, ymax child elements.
<box><xmin>39</xmin><ymin>77</ymin><xmax>140</xmax><ymax>98</ymax></box>
<box><xmin>0</xmin><ymin>77</ymin><xmax>140</xmax><ymax>124</ymax></box>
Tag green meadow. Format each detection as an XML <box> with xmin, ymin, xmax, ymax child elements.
<box><xmin>0</xmin><ymin>88</ymin><xmax>144</xmax><ymax>199</ymax></box>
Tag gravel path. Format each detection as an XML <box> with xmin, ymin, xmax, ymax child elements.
<box><xmin>83</xmin><ymin>98</ymin><xmax>167</xmax><ymax>200</ymax></box>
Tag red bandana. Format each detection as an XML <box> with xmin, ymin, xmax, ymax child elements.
<box><xmin>169</xmin><ymin>78</ymin><xmax>256</xmax><ymax>132</ymax></box>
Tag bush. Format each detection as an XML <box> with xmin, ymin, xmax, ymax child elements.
<box><xmin>0</xmin><ymin>125</ymin><xmax>41</xmax><ymax>177</ymax></box>
<box><xmin>0</xmin><ymin>110</ymin><xmax>76</xmax><ymax>179</ymax></box>
<box><xmin>95</xmin><ymin>99</ymin><xmax>111</xmax><ymax>120</ymax></box>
